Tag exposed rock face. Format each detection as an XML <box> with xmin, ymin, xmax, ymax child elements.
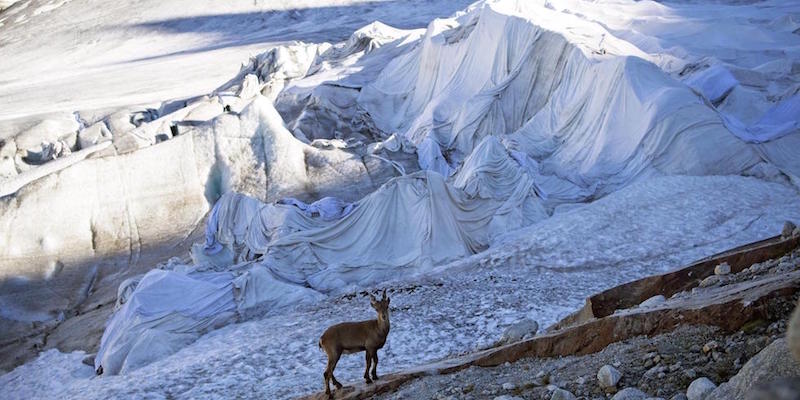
<box><xmin>598</xmin><ymin>364</ymin><xmax>622</xmax><ymax>389</ymax></box>
<box><xmin>706</xmin><ymin>338</ymin><xmax>800</xmax><ymax>400</ymax></box>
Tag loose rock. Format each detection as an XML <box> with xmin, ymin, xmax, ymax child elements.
<box><xmin>687</xmin><ymin>377</ymin><xmax>716</xmax><ymax>400</ymax></box>
<box><xmin>714</xmin><ymin>263</ymin><xmax>730</xmax><ymax>275</ymax></box>
<box><xmin>782</xmin><ymin>221</ymin><xmax>796</xmax><ymax>238</ymax></box>
<box><xmin>702</xmin><ymin>341</ymin><xmax>718</xmax><ymax>354</ymax></box>
<box><xmin>611</xmin><ymin>387</ymin><xmax>649</xmax><ymax>400</ymax></box>
<box><xmin>598</xmin><ymin>364</ymin><xmax>622</xmax><ymax>388</ymax></box>
<box><xmin>698</xmin><ymin>275</ymin><xmax>720</xmax><ymax>288</ymax></box>
<box><xmin>550</xmin><ymin>388</ymin><xmax>577</xmax><ymax>400</ymax></box>
<box><xmin>499</xmin><ymin>318</ymin><xmax>539</xmax><ymax>344</ymax></box>
<box><xmin>706</xmin><ymin>338</ymin><xmax>800</xmax><ymax>400</ymax></box>
<box><xmin>789</xmin><ymin>300</ymin><xmax>800</xmax><ymax>362</ymax></box>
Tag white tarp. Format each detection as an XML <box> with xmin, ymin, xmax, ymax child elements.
<box><xmin>201</xmin><ymin>166</ymin><xmax>547</xmax><ymax>293</ymax></box>
<box><xmin>89</xmin><ymin>0</ymin><xmax>800</xmax><ymax>377</ymax></box>
<box><xmin>97</xmin><ymin>163</ymin><xmax>549</xmax><ymax>374</ymax></box>
<box><xmin>95</xmin><ymin>264</ymin><xmax>322</xmax><ymax>375</ymax></box>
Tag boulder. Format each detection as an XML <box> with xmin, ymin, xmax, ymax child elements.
<box><xmin>782</xmin><ymin>221</ymin><xmax>797</xmax><ymax>238</ymax></box>
<box><xmin>611</xmin><ymin>388</ymin><xmax>649</xmax><ymax>400</ymax></box>
<box><xmin>598</xmin><ymin>364</ymin><xmax>622</xmax><ymax>388</ymax></box>
<box><xmin>746</xmin><ymin>377</ymin><xmax>800</xmax><ymax>400</ymax></box>
<box><xmin>499</xmin><ymin>318</ymin><xmax>539</xmax><ymax>344</ymax></box>
<box><xmin>707</xmin><ymin>338</ymin><xmax>800</xmax><ymax>400</ymax></box>
<box><xmin>789</xmin><ymin>300</ymin><xmax>800</xmax><ymax>362</ymax></box>
<box><xmin>714</xmin><ymin>263</ymin><xmax>730</xmax><ymax>275</ymax></box>
<box><xmin>550</xmin><ymin>388</ymin><xmax>576</xmax><ymax>400</ymax></box>
<box><xmin>687</xmin><ymin>377</ymin><xmax>716</xmax><ymax>400</ymax></box>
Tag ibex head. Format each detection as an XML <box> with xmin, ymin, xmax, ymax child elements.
<box><xmin>369</xmin><ymin>289</ymin><xmax>390</xmax><ymax>325</ymax></box>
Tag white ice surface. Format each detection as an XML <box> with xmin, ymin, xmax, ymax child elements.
<box><xmin>3</xmin><ymin>174</ymin><xmax>800</xmax><ymax>399</ymax></box>
<box><xmin>0</xmin><ymin>0</ymin><xmax>474</xmax><ymax>135</ymax></box>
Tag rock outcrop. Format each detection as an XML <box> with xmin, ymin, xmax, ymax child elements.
<box><xmin>706</xmin><ymin>338</ymin><xmax>800</xmax><ymax>400</ymax></box>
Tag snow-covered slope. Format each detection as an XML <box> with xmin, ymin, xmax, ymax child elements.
<box><xmin>4</xmin><ymin>174</ymin><xmax>800</xmax><ymax>399</ymax></box>
<box><xmin>0</xmin><ymin>0</ymin><xmax>474</xmax><ymax>135</ymax></box>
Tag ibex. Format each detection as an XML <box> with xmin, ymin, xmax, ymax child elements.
<box><xmin>318</xmin><ymin>289</ymin><xmax>391</xmax><ymax>396</ymax></box>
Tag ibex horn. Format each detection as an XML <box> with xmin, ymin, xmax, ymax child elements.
<box><xmin>382</xmin><ymin>288</ymin><xmax>387</xmax><ymax>299</ymax></box>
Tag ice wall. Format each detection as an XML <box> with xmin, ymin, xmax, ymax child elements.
<box><xmin>0</xmin><ymin>97</ymin><xmax>403</xmax><ymax>325</ymax></box>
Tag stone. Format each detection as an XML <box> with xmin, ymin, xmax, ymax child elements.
<box><xmin>788</xmin><ymin>300</ymin><xmax>800</xmax><ymax>362</ymax></box>
<box><xmin>706</xmin><ymin>338</ymin><xmax>800</xmax><ymax>400</ymax></box>
<box><xmin>702</xmin><ymin>341</ymin><xmax>718</xmax><ymax>354</ymax></box>
<box><xmin>502</xmin><ymin>382</ymin><xmax>516</xmax><ymax>390</ymax></box>
<box><xmin>81</xmin><ymin>353</ymin><xmax>96</xmax><ymax>366</ymax></box>
<box><xmin>714</xmin><ymin>263</ymin><xmax>730</xmax><ymax>275</ymax></box>
<box><xmin>699</xmin><ymin>275</ymin><xmax>720</xmax><ymax>288</ymax></box>
<box><xmin>499</xmin><ymin>318</ymin><xmax>539</xmax><ymax>344</ymax></box>
<box><xmin>611</xmin><ymin>388</ymin><xmax>649</xmax><ymax>400</ymax></box>
<box><xmin>782</xmin><ymin>221</ymin><xmax>797</xmax><ymax>238</ymax></box>
<box><xmin>670</xmin><ymin>395</ymin><xmax>688</xmax><ymax>400</ymax></box>
<box><xmin>639</xmin><ymin>295</ymin><xmax>667</xmax><ymax>308</ymax></box>
<box><xmin>687</xmin><ymin>377</ymin><xmax>716</xmax><ymax>400</ymax></box>
<box><xmin>793</xmin><ymin>227</ymin><xmax>800</xmax><ymax>237</ymax></box>
<box><xmin>746</xmin><ymin>377</ymin><xmax>800</xmax><ymax>400</ymax></box>
<box><xmin>598</xmin><ymin>364</ymin><xmax>622</xmax><ymax>388</ymax></box>
<box><xmin>494</xmin><ymin>396</ymin><xmax>523</xmax><ymax>400</ymax></box>
<box><xmin>550</xmin><ymin>388</ymin><xmax>577</xmax><ymax>400</ymax></box>
<box><xmin>684</xmin><ymin>369</ymin><xmax>697</xmax><ymax>379</ymax></box>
